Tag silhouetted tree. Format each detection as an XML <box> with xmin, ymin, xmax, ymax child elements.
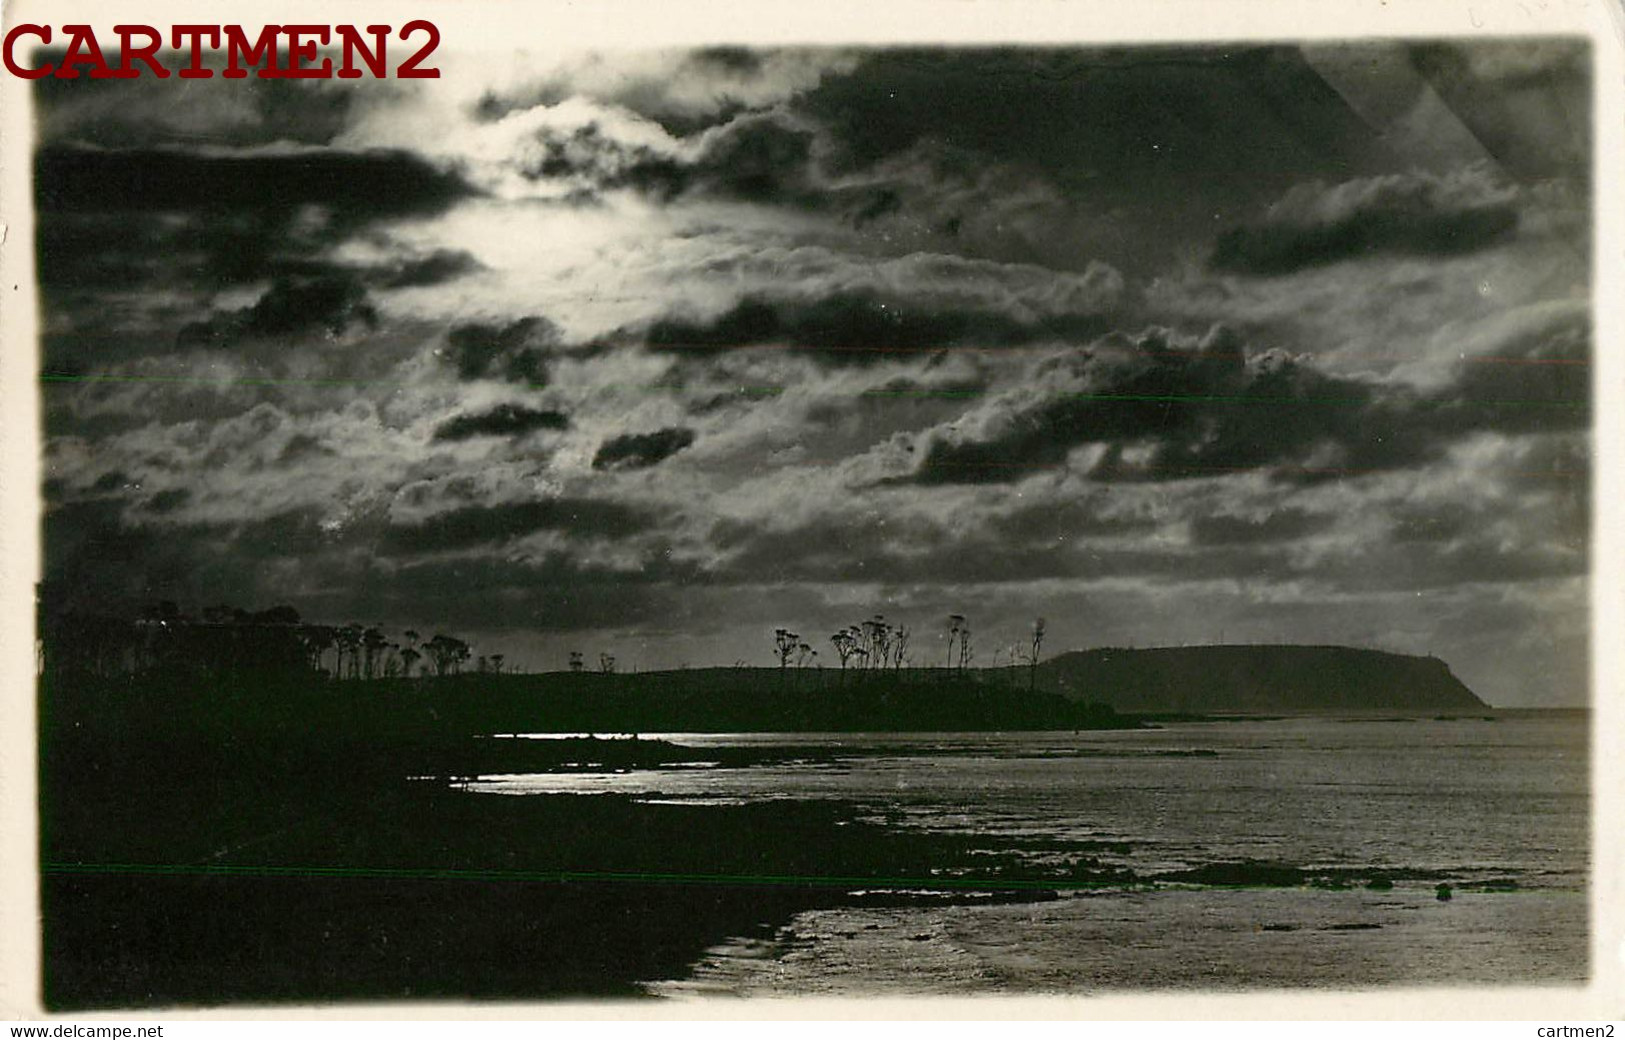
<box><xmin>424</xmin><ymin>634</ymin><xmax>471</xmax><ymax>677</ymax></box>
<box><xmin>336</xmin><ymin>624</ymin><xmax>363</xmax><ymax>680</ymax></box>
<box><xmin>946</xmin><ymin>614</ymin><xmax>965</xmax><ymax>671</ymax></box>
<box><xmin>861</xmin><ymin>615</ymin><xmax>892</xmax><ymax>672</ymax></box>
<box><xmin>1029</xmin><ymin>617</ymin><xmax>1046</xmax><ymax>693</ymax></box>
<box><xmin>774</xmin><ymin>628</ymin><xmax>800</xmax><ymax>674</ymax></box>
<box><xmin>361</xmin><ymin>626</ymin><xmax>387</xmax><ymax>680</ymax></box>
<box><xmin>298</xmin><ymin>625</ymin><xmax>336</xmax><ymax>677</ymax></box>
<box><xmin>599</xmin><ymin>652</ymin><xmax>616</xmax><ymax>675</ymax></box>
<box><xmin>830</xmin><ymin>628</ymin><xmax>858</xmax><ymax>677</ymax></box>
<box><xmin>569</xmin><ymin>651</ymin><xmax>585</xmax><ymax>673</ymax></box>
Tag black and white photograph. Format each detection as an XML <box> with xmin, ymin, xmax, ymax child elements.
<box><xmin>5</xmin><ymin>0</ymin><xmax>1618</xmax><ymax>1015</ymax></box>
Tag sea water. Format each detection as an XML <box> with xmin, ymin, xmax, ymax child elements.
<box><xmin>465</xmin><ymin>712</ymin><xmax>1589</xmax><ymax>994</ymax></box>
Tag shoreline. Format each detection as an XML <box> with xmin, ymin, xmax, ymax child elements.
<box><xmin>37</xmin><ymin>674</ymin><xmax>1586</xmax><ymax>1008</ymax></box>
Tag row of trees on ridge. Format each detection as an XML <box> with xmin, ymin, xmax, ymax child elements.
<box><xmin>774</xmin><ymin>614</ymin><xmax>1048</xmax><ymax>690</ymax></box>
<box><xmin>38</xmin><ymin>596</ymin><xmax>493</xmax><ymax>683</ymax></box>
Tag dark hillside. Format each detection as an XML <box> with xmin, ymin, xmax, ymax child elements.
<box><xmin>1032</xmin><ymin>645</ymin><xmax>1486</xmax><ymax>713</ymax></box>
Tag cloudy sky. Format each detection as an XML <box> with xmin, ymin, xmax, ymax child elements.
<box><xmin>34</xmin><ymin>39</ymin><xmax>1590</xmax><ymax>704</ymax></box>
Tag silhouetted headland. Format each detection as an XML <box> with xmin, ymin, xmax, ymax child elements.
<box><xmin>1030</xmin><ymin>645</ymin><xmax>1487</xmax><ymax>714</ymax></box>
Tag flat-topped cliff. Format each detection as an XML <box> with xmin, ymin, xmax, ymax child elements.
<box><xmin>1036</xmin><ymin>645</ymin><xmax>1486</xmax><ymax>713</ymax></box>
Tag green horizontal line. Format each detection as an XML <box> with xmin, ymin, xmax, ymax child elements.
<box><xmin>43</xmin><ymin>860</ymin><xmax>1105</xmax><ymax>891</ymax></box>
<box><xmin>39</xmin><ymin>861</ymin><xmax>1583</xmax><ymax>897</ymax></box>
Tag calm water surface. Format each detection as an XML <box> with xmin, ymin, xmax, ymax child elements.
<box><xmin>466</xmin><ymin>713</ymin><xmax>1589</xmax><ymax>994</ymax></box>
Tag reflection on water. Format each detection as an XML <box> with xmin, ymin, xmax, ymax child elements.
<box><xmin>465</xmin><ymin>715</ymin><xmax>1587</xmax><ymax>886</ymax></box>
<box><xmin>650</xmin><ymin>886</ymin><xmax>1588</xmax><ymax>996</ymax></box>
<box><xmin>464</xmin><ymin>714</ymin><xmax>1590</xmax><ymax>993</ymax></box>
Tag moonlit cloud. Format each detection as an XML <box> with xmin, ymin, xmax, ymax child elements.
<box><xmin>35</xmin><ymin>40</ymin><xmax>1592</xmax><ymax>706</ymax></box>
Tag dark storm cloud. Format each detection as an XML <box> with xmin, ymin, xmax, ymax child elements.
<box><xmin>177</xmin><ymin>274</ymin><xmax>380</xmax><ymax>348</ymax></box>
<box><xmin>1209</xmin><ymin>168</ymin><xmax>1522</xmax><ymax>275</ymax></box>
<box><xmin>35</xmin><ymin>70</ymin><xmax>373</xmax><ymax>149</ymax></box>
<box><xmin>779</xmin><ymin>44</ymin><xmax>1588</xmax><ymax>280</ymax></box>
<box><xmin>42</xmin><ymin>500</ymin><xmax>164</xmax><ymax>600</ymax></box>
<box><xmin>40</xmin><ymin>499</ymin><xmax>272</xmax><ymax>612</ymax></box>
<box><xmin>792</xmin><ymin>47</ymin><xmax>1398</xmax><ymax>238</ymax></box>
<box><xmin>36</xmin><ymin>211</ymin><xmax>292</xmax><ymax>297</ymax></box>
<box><xmin>34</xmin><ymin>145</ymin><xmax>481</xmax><ymax>353</ymax></box>
<box><xmin>801</xmin><ymin>47</ymin><xmax>1368</xmax><ymax>173</ymax></box>
<box><xmin>431</xmin><ymin>404</ymin><xmax>570</xmax><ymax>442</ymax></box>
<box><xmin>685</xmin><ymin>113</ymin><xmax>820</xmax><ymax>204</ymax></box>
<box><xmin>686</xmin><ymin>46</ymin><xmax>765</xmax><ymax>75</ymax></box>
<box><xmin>229</xmin><ymin>507</ymin><xmax>349</xmax><ymax>560</ymax></box>
<box><xmin>378</xmin><ymin>499</ymin><xmax>656</xmax><ymax>556</ymax></box>
<box><xmin>442</xmin><ymin>318</ymin><xmax>559</xmax><ymax>384</ymax></box>
<box><xmin>638</xmin><ymin>290</ymin><xmax>1113</xmax><ymax>363</ymax></box>
<box><xmin>144</xmin><ymin>488</ymin><xmax>191</xmax><ymax>515</ymax></box>
<box><xmin>35</xmin><ymin>212</ymin><xmax>394</xmax><ymax>302</ymax></box>
<box><xmin>376</xmin><ymin>249</ymin><xmax>485</xmax><ymax>288</ymax></box>
<box><xmin>516</xmin><ymin>47</ymin><xmax>1420</xmax><ymax>269</ymax></box>
<box><xmin>275</xmin><ymin>433</ymin><xmax>336</xmax><ymax>466</ymax></box>
<box><xmin>35</xmin><ymin>212</ymin><xmax>210</xmax><ymax>290</ymax></box>
<box><xmin>848</xmin><ymin>187</ymin><xmax>904</xmax><ymax>227</ymax></box>
<box><xmin>41</xmin><ymin>497</ymin><xmax>678</xmax><ymax>632</ymax></box>
<box><xmin>334</xmin><ymin>553</ymin><xmax>694</xmax><ymax>632</ymax></box>
<box><xmin>894</xmin><ymin>318</ymin><xmax>1588</xmax><ymax>487</ymax></box>
<box><xmin>39</xmin><ymin>203</ymin><xmax>477</xmax><ymax>306</ymax></box>
<box><xmin>592</xmin><ymin>428</ymin><xmax>697</xmax><ymax>470</ymax></box>
<box><xmin>214</xmin><ymin>247</ymin><xmax>483</xmax><ymax>292</ymax></box>
<box><xmin>900</xmin><ymin>326</ymin><xmax>1398</xmax><ymax>485</ymax></box>
<box><xmin>1427</xmin><ymin>305</ymin><xmax>1591</xmax><ymax>435</ymax></box>
<box><xmin>36</xmin><ymin>144</ymin><xmax>475</xmax><ymax>219</ymax></box>
<box><xmin>36</xmin><ymin>144</ymin><xmax>480</xmax><ymax>370</ymax></box>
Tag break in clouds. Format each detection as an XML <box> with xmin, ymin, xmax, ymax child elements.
<box><xmin>36</xmin><ymin>41</ymin><xmax>1590</xmax><ymax>705</ymax></box>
